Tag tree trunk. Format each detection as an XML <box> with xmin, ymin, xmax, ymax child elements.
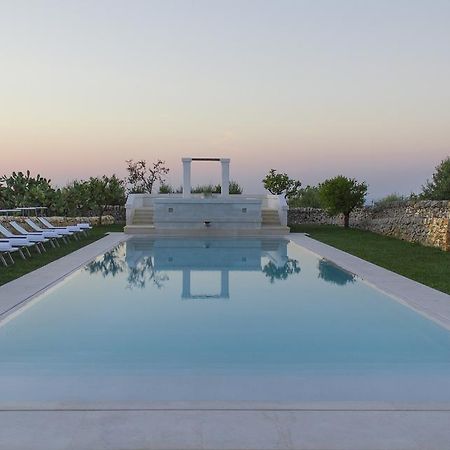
<box><xmin>99</xmin><ymin>207</ymin><xmax>105</xmax><ymax>225</ymax></box>
<box><xmin>343</xmin><ymin>212</ymin><xmax>350</xmax><ymax>228</ymax></box>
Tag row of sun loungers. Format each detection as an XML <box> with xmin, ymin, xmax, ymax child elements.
<box><xmin>0</xmin><ymin>218</ymin><xmax>92</xmax><ymax>267</ymax></box>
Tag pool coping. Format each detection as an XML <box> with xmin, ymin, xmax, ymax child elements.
<box><xmin>1</xmin><ymin>232</ymin><xmax>450</xmax><ymax>450</ymax></box>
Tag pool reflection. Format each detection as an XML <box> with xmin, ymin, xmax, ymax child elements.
<box><xmin>86</xmin><ymin>238</ymin><xmax>301</xmax><ymax>294</ymax></box>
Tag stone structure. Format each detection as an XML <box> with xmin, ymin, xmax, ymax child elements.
<box><xmin>125</xmin><ymin>157</ymin><xmax>289</xmax><ymax>235</ymax></box>
<box><xmin>288</xmin><ymin>200</ymin><xmax>450</xmax><ymax>251</ymax></box>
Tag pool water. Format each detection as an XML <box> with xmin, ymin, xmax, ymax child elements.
<box><xmin>0</xmin><ymin>237</ymin><xmax>449</xmax><ymax>406</ymax></box>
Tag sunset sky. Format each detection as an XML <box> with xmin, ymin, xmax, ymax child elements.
<box><xmin>1</xmin><ymin>0</ymin><xmax>449</xmax><ymax>199</ymax></box>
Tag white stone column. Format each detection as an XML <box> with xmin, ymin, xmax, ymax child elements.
<box><xmin>220</xmin><ymin>158</ymin><xmax>230</xmax><ymax>197</ymax></box>
<box><xmin>182</xmin><ymin>157</ymin><xmax>192</xmax><ymax>198</ymax></box>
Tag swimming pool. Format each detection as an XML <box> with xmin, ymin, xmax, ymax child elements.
<box><xmin>0</xmin><ymin>237</ymin><xmax>449</xmax><ymax>407</ymax></box>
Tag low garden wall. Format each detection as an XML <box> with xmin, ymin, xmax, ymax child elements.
<box><xmin>0</xmin><ymin>215</ymin><xmax>115</xmax><ymax>227</ymax></box>
<box><xmin>288</xmin><ymin>200</ymin><xmax>450</xmax><ymax>251</ymax></box>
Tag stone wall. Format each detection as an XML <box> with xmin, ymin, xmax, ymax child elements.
<box><xmin>288</xmin><ymin>200</ymin><xmax>450</xmax><ymax>251</ymax></box>
<box><xmin>0</xmin><ymin>215</ymin><xmax>115</xmax><ymax>227</ymax></box>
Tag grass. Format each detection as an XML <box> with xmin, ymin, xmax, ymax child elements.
<box><xmin>0</xmin><ymin>224</ymin><xmax>123</xmax><ymax>286</ymax></box>
<box><xmin>290</xmin><ymin>224</ymin><xmax>450</xmax><ymax>295</ymax></box>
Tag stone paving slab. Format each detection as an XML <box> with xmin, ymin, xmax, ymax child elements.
<box><xmin>0</xmin><ymin>409</ymin><xmax>450</xmax><ymax>450</ymax></box>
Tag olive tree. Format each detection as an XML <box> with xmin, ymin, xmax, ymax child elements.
<box><xmin>86</xmin><ymin>175</ymin><xmax>126</xmax><ymax>224</ymax></box>
<box><xmin>125</xmin><ymin>159</ymin><xmax>169</xmax><ymax>194</ymax></box>
<box><xmin>318</xmin><ymin>176</ymin><xmax>367</xmax><ymax>228</ymax></box>
<box><xmin>262</xmin><ymin>169</ymin><xmax>301</xmax><ymax>199</ymax></box>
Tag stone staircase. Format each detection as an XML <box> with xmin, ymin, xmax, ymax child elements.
<box><xmin>132</xmin><ymin>207</ymin><xmax>154</xmax><ymax>225</ymax></box>
<box><xmin>262</xmin><ymin>209</ymin><xmax>280</xmax><ymax>226</ymax></box>
<box><xmin>124</xmin><ymin>207</ymin><xmax>289</xmax><ymax>235</ymax></box>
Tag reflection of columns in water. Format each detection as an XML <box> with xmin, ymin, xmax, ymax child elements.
<box><xmin>181</xmin><ymin>269</ymin><xmax>230</xmax><ymax>299</ymax></box>
<box><xmin>220</xmin><ymin>270</ymin><xmax>229</xmax><ymax>298</ymax></box>
<box><xmin>182</xmin><ymin>269</ymin><xmax>191</xmax><ymax>298</ymax></box>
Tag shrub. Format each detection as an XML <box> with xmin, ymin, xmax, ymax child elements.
<box><xmin>0</xmin><ymin>171</ymin><xmax>58</xmax><ymax>211</ymax></box>
<box><xmin>374</xmin><ymin>193</ymin><xmax>406</xmax><ymax>208</ymax></box>
<box><xmin>288</xmin><ymin>185</ymin><xmax>321</xmax><ymax>208</ymax></box>
<box><xmin>191</xmin><ymin>181</ymin><xmax>242</xmax><ymax>195</ymax></box>
<box><xmin>421</xmin><ymin>157</ymin><xmax>450</xmax><ymax>200</ymax></box>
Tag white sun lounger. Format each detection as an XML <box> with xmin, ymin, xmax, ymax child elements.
<box><xmin>10</xmin><ymin>221</ymin><xmax>63</xmax><ymax>248</ymax></box>
<box><xmin>0</xmin><ymin>241</ymin><xmax>20</xmax><ymax>266</ymax></box>
<box><xmin>23</xmin><ymin>219</ymin><xmax>68</xmax><ymax>246</ymax></box>
<box><xmin>25</xmin><ymin>219</ymin><xmax>70</xmax><ymax>244</ymax></box>
<box><xmin>37</xmin><ymin>217</ymin><xmax>86</xmax><ymax>238</ymax></box>
<box><xmin>4</xmin><ymin>222</ymin><xmax>48</xmax><ymax>252</ymax></box>
<box><xmin>0</xmin><ymin>224</ymin><xmax>37</xmax><ymax>255</ymax></box>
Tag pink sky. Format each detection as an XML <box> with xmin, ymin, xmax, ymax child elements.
<box><xmin>1</xmin><ymin>1</ymin><xmax>449</xmax><ymax>200</ymax></box>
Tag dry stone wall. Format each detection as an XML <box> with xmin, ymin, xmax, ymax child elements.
<box><xmin>288</xmin><ymin>200</ymin><xmax>450</xmax><ymax>251</ymax></box>
<box><xmin>0</xmin><ymin>215</ymin><xmax>115</xmax><ymax>227</ymax></box>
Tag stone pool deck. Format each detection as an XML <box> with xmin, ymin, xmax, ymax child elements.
<box><xmin>0</xmin><ymin>232</ymin><xmax>449</xmax><ymax>450</ymax></box>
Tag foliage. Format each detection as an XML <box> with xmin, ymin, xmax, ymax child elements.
<box><xmin>86</xmin><ymin>247</ymin><xmax>169</xmax><ymax>289</ymax></box>
<box><xmin>158</xmin><ymin>183</ymin><xmax>182</xmax><ymax>194</ymax></box>
<box><xmin>0</xmin><ymin>171</ymin><xmax>57</xmax><ymax>210</ymax></box>
<box><xmin>288</xmin><ymin>185</ymin><xmax>321</xmax><ymax>208</ymax></box>
<box><xmin>262</xmin><ymin>258</ymin><xmax>301</xmax><ymax>283</ymax></box>
<box><xmin>421</xmin><ymin>157</ymin><xmax>450</xmax><ymax>200</ymax></box>
<box><xmin>318</xmin><ymin>176</ymin><xmax>367</xmax><ymax>228</ymax></box>
<box><xmin>86</xmin><ymin>175</ymin><xmax>126</xmax><ymax>224</ymax></box>
<box><xmin>262</xmin><ymin>169</ymin><xmax>301</xmax><ymax>198</ymax></box>
<box><xmin>317</xmin><ymin>259</ymin><xmax>355</xmax><ymax>285</ymax></box>
<box><xmin>229</xmin><ymin>180</ymin><xmax>243</xmax><ymax>194</ymax></box>
<box><xmin>373</xmin><ymin>193</ymin><xmax>406</xmax><ymax>209</ymax></box>
<box><xmin>60</xmin><ymin>180</ymin><xmax>91</xmax><ymax>216</ymax></box>
<box><xmin>0</xmin><ymin>170</ymin><xmax>126</xmax><ymax>218</ymax></box>
<box><xmin>125</xmin><ymin>159</ymin><xmax>169</xmax><ymax>194</ymax></box>
<box><xmin>190</xmin><ymin>180</ymin><xmax>243</xmax><ymax>195</ymax></box>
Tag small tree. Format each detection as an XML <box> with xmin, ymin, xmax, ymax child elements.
<box><xmin>262</xmin><ymin>169</ymin><xmax>301</xmax><ymax>198</ymax></box>
<box><xmin>125</xmin><ymin>159</ymin><xmax>169</xmax><ymax>194</ymax></box>
<box><xmin>87</xmin><ymin>175</ymin><xmax>126</xmax><ymax>224</ymax></box>
<box><xmin>318</xmin><ymin>176</ymin><xmax>367</xmax><ymax>228</ymax></box>
<box><xmin>421</xmin><ymin>157</ymin><xmax>450</xmax><ymax>200</ymax></box>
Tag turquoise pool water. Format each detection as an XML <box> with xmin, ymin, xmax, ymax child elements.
<box><xmin>0</xmin><ymin>237</ymin><xmax>449</xmax><ymax>406</ymax></box>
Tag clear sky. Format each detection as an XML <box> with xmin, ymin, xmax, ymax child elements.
<box><xmin>1</xmin><ymin>0</ymin><xmax>449</xmax><ymax>199</ymax></box>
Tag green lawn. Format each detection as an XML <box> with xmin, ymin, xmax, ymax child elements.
<box><xmin>290</xmin><ymin>224</ymin><xmax>450</xmax><ymax>295</ymax></box>
<box><xmin>0</xmin><ymin>224</ymin><xmax>123</xmax><ymax>286</ymax></box>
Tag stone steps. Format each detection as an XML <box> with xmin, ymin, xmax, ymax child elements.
<box><xmin>132</xmin><ymin>208</ymin><xmax>154</xmax><ymax>225</ymax></box>
<box><xmin>262</xmin><ymin>209</ymin><xmax>280</xmax><ymax>226</ymax></box>
<box><xmin>124</xmin><ymin>225</ymin><xmax>290</xmax><ymax>236</ymax></box>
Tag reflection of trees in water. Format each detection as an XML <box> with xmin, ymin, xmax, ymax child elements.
<box><xmin>86</xmin><ymin>248</ymin><xmax>168</xmax><ymax>289</ymax></box>
<box><xmin>86</xmin><ymin>247</ymin><xmax>126</xmax><ymax>278</ymax></box>
<box><xmin>262</xmin><ymin>258</ymin><xmax>301</xmax><ymax>283</ymax></box>
<box><xmin>127</xmin><ymin>256</ymin><xmax>168</xmax><ymax>289</ymax></box>
<box><xmin>317</xmin><ymin>259</ymin><xmax>355</xmax><ymax>286</ymax></box>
